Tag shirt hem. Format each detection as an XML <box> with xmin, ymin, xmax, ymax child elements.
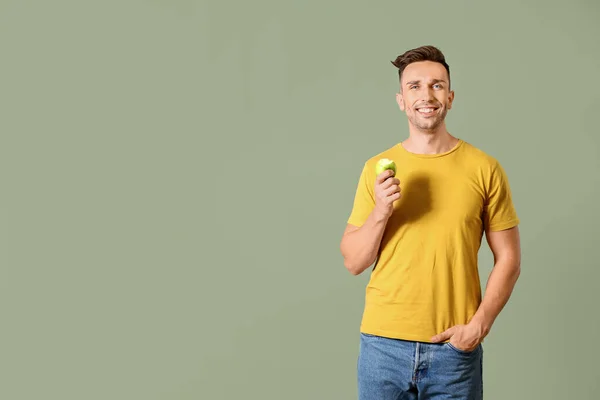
<box><xmin>488</xmin><ymin>218</ymin><xmax>520</xmax><ymax>232</ymax></box>
<box><xmin>359</xmin><ymin>327</ymin><xmax>449</xmax><ymax>344</ymax></box>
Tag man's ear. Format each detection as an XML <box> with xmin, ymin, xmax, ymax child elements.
<box><xmin>447</xmin><ymin>90</ymin><xmax>455</xmax><ymax>110</ymax></box>
<box><xmin>396</xmin><ymin>92</ymin><xmax>405</xmax><ymax>111</ymax></box>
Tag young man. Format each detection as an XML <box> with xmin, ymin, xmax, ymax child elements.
<box><xmin>340</xmin><ymin>45</ymin><xmax>521</xmax><ymax>399</ymax></box>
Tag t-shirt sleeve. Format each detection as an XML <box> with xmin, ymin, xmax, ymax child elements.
<box><xmin>347</xmin><ymin>162</ymin><xmax>375</xmax><ymax>227</ymax></box>
<box><xmin>483</xmin><ymin>161</ymin><xmax>520</xmax><ymax>231</ymax></box>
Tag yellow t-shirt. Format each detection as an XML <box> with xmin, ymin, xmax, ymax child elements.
<box><xmin>347</xmin><ymin>139</ymin><xmax>520</xmax><ymax>343</ymax></box>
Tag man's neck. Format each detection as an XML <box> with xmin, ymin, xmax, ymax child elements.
<box><xmin>402</xmin><ymin>126</ymin><xmax>458</xmax><ymax>155</ymax></box>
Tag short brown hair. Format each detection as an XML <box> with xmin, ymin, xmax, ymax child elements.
<box><xmin>391</xmin><ymin>45</ymin><xmax>450</xmax><ymax>90</ymax></box>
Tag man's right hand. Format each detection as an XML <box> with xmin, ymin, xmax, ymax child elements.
<box><xmin>374</xmin><ymin>169</ymin><xmax>401</xmax><ymax>219</ymax></box>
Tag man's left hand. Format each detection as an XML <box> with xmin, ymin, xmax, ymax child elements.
<box><xmin>430</xmin><ymin>321</ymin><xmax>487</xmax><ymax>352</ymax></box>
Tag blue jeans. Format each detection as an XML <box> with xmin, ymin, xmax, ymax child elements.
<box><xmin>358</xmin><ymin>333</ymin><xmax>483</xmax><ymax>399</ymax></box>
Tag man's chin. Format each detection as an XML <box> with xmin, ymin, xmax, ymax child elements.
<box><xmin>413</xmin><ymin>120</ymin><xmax>443</xmax><ymax>132</ymax></box>
<box><xmin>406</xmin><ymin>112</ymin><xmax>447</xmax><ymax>131</ymax></box>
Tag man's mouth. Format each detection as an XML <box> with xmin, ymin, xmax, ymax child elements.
<box><xmin>416</xmin><ymin>107</ymin><xmax>439</xmax><ymax>116</ymax></box>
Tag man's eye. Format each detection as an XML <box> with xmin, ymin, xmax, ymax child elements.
<box><xmin>433</xmin><ymin>84</ymin><xmax>442</xmax><ymax>89</ymax></box>
<box><xmin>410</xmin><ymin>85</ymin><xmax>418</xmax><ymax>90</ymax></box>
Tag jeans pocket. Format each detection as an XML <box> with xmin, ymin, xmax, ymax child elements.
<box><xmin>446</xmin><ymin>341</ymin><xmax>478</xmax><ymax>355</ymax></box>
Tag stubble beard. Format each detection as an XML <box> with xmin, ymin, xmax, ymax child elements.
<box><xmin>408</xmin><ymin>106</ymin><xmax>448</xmax><ymax>133</ymax></box>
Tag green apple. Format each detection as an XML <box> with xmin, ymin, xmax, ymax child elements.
<box><xmin>375</xmin><ymin>158</ymin><xmax>396</xmax><ymax>176</ymax></box>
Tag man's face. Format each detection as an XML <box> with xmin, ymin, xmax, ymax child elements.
<box><xmin>396</xmin><ymin>61</ymin><xmax>454</xmax><ymax>132</ymax></box>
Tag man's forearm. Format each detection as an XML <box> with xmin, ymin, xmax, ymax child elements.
<box><xmin>341</xmin><ymin>211</ymin><xmax>390</xmax><ymax>275</ymax></box>
<box><xmin>470</xmin><ymin>258</ymin><xmax>521</xmax><ymax>335</ymax></box>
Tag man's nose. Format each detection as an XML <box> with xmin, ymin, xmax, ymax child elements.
<box><xmin>422</xmin><ymin>87</ymin><xmax>435</xmax><ymax>101</ymax></box>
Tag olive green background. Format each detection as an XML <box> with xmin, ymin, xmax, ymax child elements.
<box><xmin>2</xmin><ymin>0</ymin><xmax>599</xmax><ymax>399</ymax></box>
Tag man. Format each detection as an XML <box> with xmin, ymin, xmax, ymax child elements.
<box><xmin>340</xmin><ymin>45</ymin><xmax>521</xmax><ymax>399</ymax></box>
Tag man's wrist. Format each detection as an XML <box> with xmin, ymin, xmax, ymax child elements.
<box><xmin>469</xmin><ymin>314</ymin><xmax>492</xmax><ymax>337</ymax></box>
<box><xmin>372</xmin><ymin>208</ymin><xmax>391</xmax><ymax>223</ymax></box>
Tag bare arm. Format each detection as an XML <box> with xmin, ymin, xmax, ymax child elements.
<box><xmin>470</xmin><ymin>226</ymin><xmax>522</xmax><ymax>335</ymax></box>
<box><xmin>340</xmin><ymin>213</ymin><xmax>389</xmax><ymax>275</ymax></box>
<box><xmin>340</xmin><ymin>169</ymin><xmax>401</xmax><ymax>275</ymax></box>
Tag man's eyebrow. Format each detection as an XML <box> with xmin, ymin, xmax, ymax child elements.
<box><xmin>405</xmin><ymin>79</ymin><xmax>447</xmax><ymax>86</ymax></box>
